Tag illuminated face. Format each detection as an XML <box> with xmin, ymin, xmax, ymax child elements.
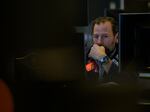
<box><xmin>92</xmin><ymin>21</ymin><xmax>118</xmax><ymax>52</ymax></box>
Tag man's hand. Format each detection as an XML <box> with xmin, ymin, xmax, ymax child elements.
<box><xmin>88</xmin><ymin>44</ymin><xmax>106</xmax><ymax>60</ymax></box>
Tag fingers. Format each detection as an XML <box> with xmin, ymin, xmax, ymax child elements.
<box><xmin>88</xmin><ymin>45</ymin><xmax>99</xmax><ymax>59</ymax></box>
<box><xmin>88</xmin><ymin>44</ymin><xmax>106</xmax><ymax>60</ymax></box>
<box><xmin>92</xmin><ymin>44</ymin><xmax>105</xmax><ymax>54</ymax></box>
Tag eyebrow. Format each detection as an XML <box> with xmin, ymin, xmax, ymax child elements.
<box><xmin>93</xmin><ymin>32</ymin><xmax>109</xmax><ymax>35</ymax></box>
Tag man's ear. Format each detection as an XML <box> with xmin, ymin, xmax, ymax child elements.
<box><xmin>115</xmin><ymin>32</ymin><xmax>119</xmax><ymax>43</ymax></box>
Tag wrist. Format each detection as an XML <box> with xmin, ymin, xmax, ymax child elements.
<box><xmin>99</xmin><ymin>55</ymin><xmax>110</xmax><ymax>65</ymax></box>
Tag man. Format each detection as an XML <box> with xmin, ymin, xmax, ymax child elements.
<box><xmin>86</xmin><ymin>17</ymin><xmax>119</xmax><ymax>81</ymax></box>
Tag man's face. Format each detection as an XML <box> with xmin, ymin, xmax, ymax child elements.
<box><xmin>92</xmin><ymin>21</ymin><xmax>118</xmax><ymax>52</ymax></box>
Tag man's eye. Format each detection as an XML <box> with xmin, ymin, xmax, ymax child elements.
<box><xmin>93</xmin><ymin>35</ymin><xmax>99</xmax><ymax>39</ymax></box>
<box><xmin>102</xmin><ymin>35</ymin><xmax>108</xmax><ymax>38</ymax></box>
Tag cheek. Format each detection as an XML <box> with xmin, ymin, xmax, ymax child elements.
<box><xmin>103</xmin><ymin>39</ymin><xmax>112</xmax><ymax>46</ymax></box>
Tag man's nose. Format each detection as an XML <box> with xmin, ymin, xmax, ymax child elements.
<box><xmin>96</xmin><ymin>36</ymin><xmax>103</xmax><ymax>45</ymax></box>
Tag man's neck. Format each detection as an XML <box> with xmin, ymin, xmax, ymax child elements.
<box><xmin>107</xmin><ymin>44</ymin><xmax>118</xmax><ymax>59</ymax></box>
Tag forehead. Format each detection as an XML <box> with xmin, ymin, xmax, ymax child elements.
<box><xmin>93</xmin><ymin>21</ymin><xmax>113</xmax><ymax>33</ymax></box>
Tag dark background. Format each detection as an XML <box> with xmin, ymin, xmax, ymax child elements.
<box><xmin>2</xmin><ymin>0</ymin><xmax>150</xmax><ymax>112</ymax></box>
<box><xmin>2</xmin><ymin>0</ymin><xmax>150</xmax><ymax>81</ymax></box>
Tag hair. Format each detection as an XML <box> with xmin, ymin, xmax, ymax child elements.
<box><xmin>91</xmin><ymin>17</ymin><xmax>118</xmax><ymax>35</ymax></box>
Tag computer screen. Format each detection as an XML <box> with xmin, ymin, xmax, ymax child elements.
<box><xmin>119</xmin><ymin>13</ymin><xmax>150</xmax><ymax>74</ymax></box>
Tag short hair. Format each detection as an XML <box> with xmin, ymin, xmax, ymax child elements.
<box><xmin>91</xmin><ymin>17</ymin><xmax>118</xmax><ymax>35</ymax></box>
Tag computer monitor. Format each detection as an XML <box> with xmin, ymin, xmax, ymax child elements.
<box><xmin>119</xmin><ymin>13</ymin><xmax>150</xmax><ymax>75</ymax></box>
